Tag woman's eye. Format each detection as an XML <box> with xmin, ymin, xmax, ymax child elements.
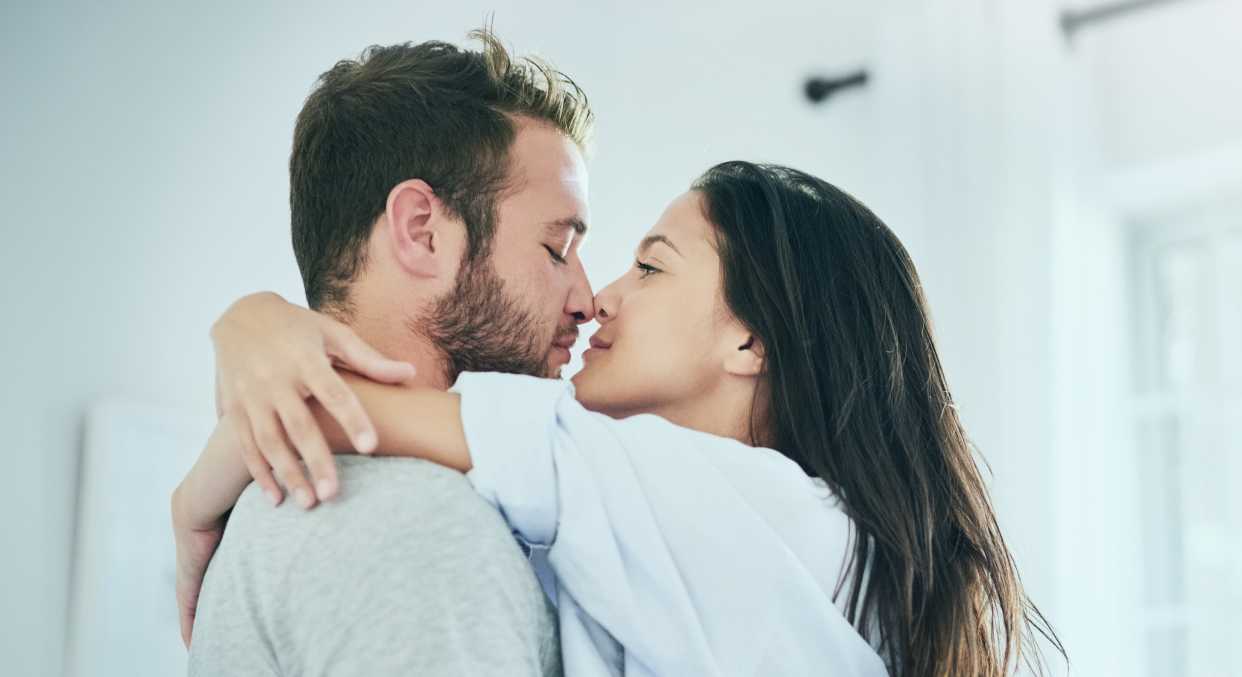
<box><xmin>543</xmin><ymin>245</ymin><xmax>567</xmax><ymax>265</ymax></box>
<box><xmin>634</xmin><ymin>260</ymin><xmax>660</xmax><ymax>278</ymax></box>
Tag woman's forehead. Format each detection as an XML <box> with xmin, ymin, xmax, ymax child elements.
<box><xmin>642</xmin><ymin>192</ymin><xmax>715</xmax><ymax>258</ymax></box>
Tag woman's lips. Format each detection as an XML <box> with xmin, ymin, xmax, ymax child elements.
<box><xmin>582</xmin><ymin>335</ymin><xmax>611</xmax><ymax>362</ymax></box>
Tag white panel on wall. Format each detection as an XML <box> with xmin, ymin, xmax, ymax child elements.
<box><xmin>65</xmin><ymin>401</ymin><xmax>214</xmax><ymax>677</ymax></box>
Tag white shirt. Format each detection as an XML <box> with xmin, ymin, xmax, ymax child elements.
<box><xmin>453</xmin><ymin>372</ymin><xmax>889</xmax><ymax>677</ymax></box>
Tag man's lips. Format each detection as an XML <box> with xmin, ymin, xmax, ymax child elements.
<box><xmin>549</xmin><ymin>326</ymin><xmax>579</xmax><ymax>367</ymax></box>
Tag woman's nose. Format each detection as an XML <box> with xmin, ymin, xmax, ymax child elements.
<box><xmin>593</xmin><ymin>280</ymin><xmax>621</xmax><ymax>324</ymax></box>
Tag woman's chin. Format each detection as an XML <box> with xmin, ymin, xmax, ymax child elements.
<box><xmin>571</xmin><ymin>362</ymin><xmax>615</xmax><ymax>414</ymax></box>
<box><xmin>571</xmin><ymin>355</ymin><xmax>658</xmax><ymax>418</ymax></box>
<box><xmin>570</xmin><ymin>365</ymin><xmax>598</xmax><ymax>404</ymax></box>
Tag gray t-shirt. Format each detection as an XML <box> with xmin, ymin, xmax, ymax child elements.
<box><xmin>188</xmin><ymin>455</ymin><xmax>561</xmax><ymax>676</ymax></box>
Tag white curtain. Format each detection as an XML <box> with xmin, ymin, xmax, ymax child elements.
<box><xmin>866</xmin><ymin>2</ymin><xmax>1141</xmax><ymax>675</ymax></box>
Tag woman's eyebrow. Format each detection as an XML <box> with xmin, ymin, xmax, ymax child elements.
<box><xmin>637</xmin><ymin>234</ymin><xmax>682</xmax><ymax>258</ymax></box>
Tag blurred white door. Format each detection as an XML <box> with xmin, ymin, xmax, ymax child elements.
<box><xmin>1131</xmin><ymin>194</ymin><xmax>1242</xmax><ymax>677</ymax></box>
<box><xmin>65</xmin><ymin>401</ymin><xmax>214</xmax><ymax>677</ymax></box>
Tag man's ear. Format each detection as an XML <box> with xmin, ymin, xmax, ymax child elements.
<box><xmin>723</xmin><ymin>332</ymin><xmax>765</xmax><ymax>377</ymax></box>
<box><xmin>385</xmin><ymin>179</ymin><xmax>450</xmax><ymax>279</ymax></box>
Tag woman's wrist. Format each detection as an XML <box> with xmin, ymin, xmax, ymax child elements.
<box><xmin>174</xmin><ymin>416</ymin><xmax>255</xmax><ymax>531</ymax></box>
<box><xmin>321</xmin><ymin>371</ymin><xmax>472</xmax><ymax>472</ymax></box>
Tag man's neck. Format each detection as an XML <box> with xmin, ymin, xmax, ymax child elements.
<box><xmin>330</xmin><ymin>303</ymin><xmax>452</xmax><ymax>391</ymax></box>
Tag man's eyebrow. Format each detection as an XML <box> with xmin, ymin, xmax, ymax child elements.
<box><xmin>546</xmin><ymin>217</ymin><xmax>588</xmax><ymax>236</ymax></box>
<box><xmin>637</xmin><ymin>234</ymin><xmax>682</xmax><ymax>258</ymax></box>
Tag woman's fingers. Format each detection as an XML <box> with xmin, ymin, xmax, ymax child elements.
<box><xmin>174</xmin><ymin>524</ymin><xmax>227</xmax><ymax>649</ymax></box>
<box><xmin>178</xmin><ymin>602</ymin><xmax>193</xmax><ymax>649</ymax></box>
<box><xmin>326</xmin><ymin>323</ymin><xmax>416</xmax><ymax>385</ymax></box>
<box><xmin>228</xmin><ymin>407</ymin><xmax>284</xmax><ymax>507</ymax></box>
<box><xmin>211</xmin><ymin>292</ymin><xmax>406</xmax><ymax>462</ymax></box>
<box><xmin>250</xmin><ymin>409</ymin><xmax>317</xmax><ymax>510</ymax></box>
<box><xmin>304</xmin><ymin>363</ymin><xmax>378</xmax><ymax>454</ymax></box>
<box><xmin>275</xmin><ymin>396</ymin><xmax>339</xmax><ymax>502</ymax></box>
<box><xmin>175</xmin><ymin>554</ymin><xmax>201</xmax><ymax>649</ymax></box>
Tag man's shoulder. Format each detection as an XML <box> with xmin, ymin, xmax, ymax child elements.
<box><xmin>252</xmin><ymin>457</ymin><xmax>513</xmax><ymax>542</ymax></box>
<box><xmin>215</xmin><ymin>455</ymin><xmax>522</xmax><ymax>587</ymax></box>
<box><xmin>333</xmin><ymin>454</ymin><xmax>466</xmax><ymax>486</ymax></box>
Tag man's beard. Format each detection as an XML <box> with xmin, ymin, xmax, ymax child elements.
<box><xmin>416</xmin><ymin>254</ymin><xmax>578</xmax><ymax>385</ymax></box>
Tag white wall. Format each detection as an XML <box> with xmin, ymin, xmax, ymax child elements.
<box><xmin>4</xmin><ymin>0</ymin><xmax>1240</xmax><ymax>674</ymax></box>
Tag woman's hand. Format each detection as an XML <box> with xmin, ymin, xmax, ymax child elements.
<box><xmin>171</xmin><ymin>414</ymin><xmax>254</xmax><ymax>649</ymax></box>
<box><xmin>211</xmin><ymin>292</ymin><xmax>415</xmax><ymax>508</ymax></box>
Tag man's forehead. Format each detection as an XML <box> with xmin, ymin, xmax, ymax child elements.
<box><xmin>493</xmin><ymin>122</ymin><xmax>590</xmax><ymax>239</ymax></box>
<box><xmin>509</xmin><ymin>122</ymin><xmax>587</xmax><ymax>183</ymax></box>
<box><xmin>499</xmin><ymin>181</ymin><xmax>590</xmax><ymax>237</ymax></box>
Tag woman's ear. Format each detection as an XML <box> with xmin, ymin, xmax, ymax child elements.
<box><xmin>385</xmin><ymin>179</ymin><xmax>449</xmax><ymax>279</ymax></box>
<box><xmin>723</xmin><ymin>333</ymin><xmax>765</xmax><ymax>377</ymax></box>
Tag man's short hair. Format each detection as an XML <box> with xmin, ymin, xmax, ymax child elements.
<box><xmin>290</xmin><ymin>29</ymin><xmax>594</xmax><ymax>313</ymax></box>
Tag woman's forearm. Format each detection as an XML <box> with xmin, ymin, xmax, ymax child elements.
<box><xmin>310</xmin><ymin>372</ymin><xmax>473</xmax><ymax>472</ymax></box>
<box><xmin>173</xmin><ymin>418</ymin><xmax>255</xmax><ymax>529</ymax></box>
<box><xmin>172</xmin><ymin>417</ymin><xmax>256</xmax><ymax>648</ymax></box>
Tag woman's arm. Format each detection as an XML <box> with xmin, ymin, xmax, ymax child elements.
<box><xmin>305</xmin><ymin>372</ymin><xmax>472</xmax><ymax>473</ymax></box>
<box><xmin>171</xmin><ymin>415</ymin><xmax>255</xmax><ymax>648</ymax></box>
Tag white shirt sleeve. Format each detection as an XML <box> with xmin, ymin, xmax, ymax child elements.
<box><xmin>453</xmin><ymin>371</ymin><xmax>888</xmax><ymax>677</ymax></box>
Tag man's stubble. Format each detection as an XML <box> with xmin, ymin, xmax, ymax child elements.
<box><xmin>416</xmin><ymin>253</ymin><xmax>578</xmax><ymax>386</ymax></box>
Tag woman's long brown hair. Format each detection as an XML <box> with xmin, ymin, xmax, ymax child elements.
<box><xmin>695</xmin><ymin>162</ymin><xmax>1064</xmax><ymax>676</ymax></box>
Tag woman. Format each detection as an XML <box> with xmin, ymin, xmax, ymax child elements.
<box><xmin>177</xmin><ymin>161</ymin><xmax>1060</xmax><ymax>676</ymax></box>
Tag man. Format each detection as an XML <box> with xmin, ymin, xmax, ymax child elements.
<box><xmin>174</xmin><ymin>29</ymin><xmax>594</xmax><ymax>676</ymax></box>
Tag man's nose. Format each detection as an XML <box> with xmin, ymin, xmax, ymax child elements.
<box><xmin>565</xmin><ymin>258</ymin><xmax>594</xmax><ymax>324</ymax></box>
